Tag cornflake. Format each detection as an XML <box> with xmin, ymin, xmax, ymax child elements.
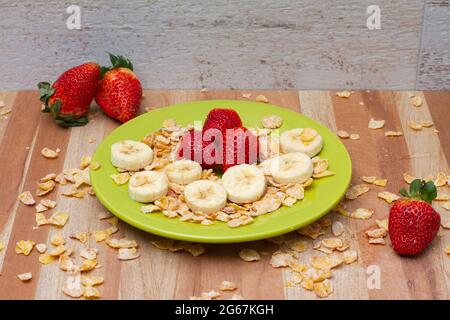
<box><xmin>375</xmin><ymin>218</ymin><xmax>389</xmax><ymax>231</ymax></box>
<box><xmin>62</xmin><ymin>274</ymin><xmax>84</xmax><ymax>298</ymax></box>
<box><xmin>35</xmin><ymin>243</ymin><xmax>46</xmax><ymax>254</ymax></box>
<box><xmin>343</xmin><ymin>250</ymin><xmax>358</xmax><ymax>264</ymax></box>
<box><xmin>410</xmin><ymin>96</ymin><xmax>422</xmax><ymax>107</ymax></box>
<box><xmin>445</xmin><ymin>245</ymin><xmax>450</xmax><ymax>255</ymax></box>
<box><xmin>83</xmin><ymin>286</ymin><xmax>101</xmax><ymax>299</ymax></box>
<box><xmin>80</xmin><ymin>156</ymin><xmax>91</xmax><ymax>169</ymax></box>
<box><xmin>434</xmin><ymin>172</ymin><xmax>447</xmax><ymax>187</ymax></box>
<box><xmin>17</xmin><ymin>272</ymin><xmax>33</xmax><ymax>282</ymax></box>
<box><xmin>106</xmin><ymin>237</ymin><xmax>138</xmax><ymax>249</ymax></box>
<box><xmin>111</xmin><ymin>173</ymin><xmax>130</xmax><ymax>185</ymax></box>
<box><xmin>361</xmin><ymin>176</ymin><xmax>376</xmax><ymax>184</ymax></box>
<box><xmin>48</xmin><ymin>212</ymin><xmax>69</xmax><ymax>227</ymax></box>
<box><xmin>403</xmin><ymin>173</ymin><xmax>415</xmax><ymax>184</ymax></box>
<box><xmin>314</xmin><ymin>280</ymin><xmax>333</xmax><ymax>298</ymax></box>
<box><xmin>118</xmin><ymin>248</ymin><xmax>140</xmax><ymax>261</ymax></box>
<box><xmin>80</xmin><ymin>248</ymin><xmax>98</xmax><ymax>260</ymax></box>
<box><xmin>70</xmin><ymin>231</ymin><xmax>90</xmax><ymax>243</ymax></box>
<box><xmin>262</xmin><ymin>114</ymin><xmax>283</xmax><ymax>129</ymax></box>
<box><xmin>366</xmin><ymin>228</ymin><xmax>387</xmax><ymax>238</ymax></box>
<box><xmin>81</xmin><ymin>275</ymin><xmax>104</xmax><ymax>286</ymax></box>
<box><xmin>337</xmin><ymin>130</ymin><xmax>350</xmax><ymax>139</ymax></box>
<box><xmin>238</xmin><ymin>249</ymin><xmax>261</xmax><ymax>262</ymax></box>
<box><xmin>98</xmin><ymin>211</ymin><xmax>113</xmax><ymax>220</ymax></box>
<box><xmin>310</xmin><ymin>254</ymin><xmax>343</xmax><ymax>270</ymax></box>
<box><xmin>41</xmin><ymin>147</ymin><xmax>59</xmax><ymax>159</ymax></box>
<box><xmin>270</xmin><ymin>252</ymin><xmax>294</xmax><ymax>268</ymax></box>
<box><xmin>345</xmin><ymin>184</ymin><xmax>370</xmax><ymax>200</ymax></box>
<box><xmin>220</xmin><ymin>280</ymin><xmax>237</xmax><ymax>291</ymax></box>
<box><xmin>15</xmin><ymin>240</ymin><xmax>35</xmax><ymax>255</ymax></box>
<box><xmin>349</xmin><ymin>133</ymin><xmax>360</xmax><ymax>140</ymax></box>
<box><xmin>39</xmin><ymin>253</ymin><xmax>56</xmax><ymax>264</ymax></box>
<box><xmin>80</xmin><ymin>259</ymin><xmax>98</xmax><ymax>272</ymax></box>
<box><xmin>408</xmin><ymin>120</ymin><xmax>422</xmax><ymax>131</ymax></box>
<box><xmin>242</xmin><ymin>93</ymin><xmax>252</xmax><ymax>99</ymax></box>
<box><xmin>385</xmin><ymin>131</ymin><xmax>403</xmax><ymax>137</ymax></box>
<box><xmin>336</xmin><ymin>91</ymin><xmax>351</xmax><ymax>98</ymax></box>
<box><xmin>255</xmin><ymin>94</ymin><xmax>269</xmax><ymax>103</ymax></box>
<box><xmin>331</xmin><ymin>221</ymin><xmax>345</xmax><ymax>236</ymax></box>
<box><xmin>0</xmin><ymin>242</ymin><xmax>5</xmax><ymax>252</ymax></box>
<box><xmin>50</xmin><ymin>234</ymin><xmax>65</xmax><ymax>246</ymax></box>
<box><xmin>90</xmin><ymin>162</ymin><xmax>101</xmax><ymax>170</ymax></box>
<box><xmin>368</xmin><ymin>118</ymin><xmax>385</xmax><ymax>129</ymax></box>
<box><xmin>436</xmin><ymin>193</ymin><xmax>450</xmax><ymax>201</ymax></box>
<box><xmin>18</xmin><ymin>191</ymin><xmax>35</xmax><ymax>205</ymax></box>
<box><xmin>373</xmin><ymin>179</ymin><xmax>387</xmax><ymax>187</ymax></box>
<box><xmin>378</xmin><ymin>191</ymin><xmax>400</xmax><ymax>204</ymax></box>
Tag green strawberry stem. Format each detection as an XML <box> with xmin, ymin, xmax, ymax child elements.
<box><xmin>399</xmin><ymin>179</ymin><xmax>437</xmax><ymax>204</ymax></box>
<box><xmin>37</xmin><ymin>82</ymin><xmax>88</xmax><ymax>128</ymax></box>
<box><xmin>100</xmin><ymin>53</ymin><xmax>134</xmax><ymax>78</ymax></box>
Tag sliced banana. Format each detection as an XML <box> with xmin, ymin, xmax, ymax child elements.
<box><xmin>270</xmin><ymin>153</ymin><xmax>313</xmax><ymax>184</ymax></box>
<box><xmin>184</xmin><ymin>180</ymin><xmax>227</xmax><ymax>214</ymax></box>
<box><xmin>128</xmin><ymin>171</ymin><xmax>168</xmax><ymax>203</ymax></box>
<box><xmin>222</xmin><ymin>164</ymin><xmax>266</xmax><ymax>204</ymax></box>
<box><xmin>280</xmin><ymin>128</ymin><xmax>323</xmax><ymax>157</ymax></box>
<box><xmin>165</xmin><ymin>160</ymin><xmax>202</xmax><ymax>185</ymax></box>
<box><xmin>111</xmin><ymin>140</ymin><xmax>154</xmax><ymax>171</ymax></box>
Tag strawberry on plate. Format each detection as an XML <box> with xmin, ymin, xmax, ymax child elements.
<box><xmin>177</xmin><ymin>130</ymin><xmax>218</xmax><ymax>170</ymax></box>
<box><xmin>38</xmin><ymin>62</ymin><xmax>100</xmax><ymax>127</ymax></box>
<box><xmin>222</xmin><ymin>126</ymin><xmax>259</xmax><ymax>172</ymax></box>
<box><xmin>203</xmin><ymin>108</ymin><xmax>242</xmax><ymax>137</ymax></box>
<box><xmin>389</xmin><ymin>179</ymin><xmax>440</xmax><ymax>256</ymax></box>
<box><xmin>95</xmin><ymin>53</ymin><xmax>143</xmax><ymax>123</ymax></box>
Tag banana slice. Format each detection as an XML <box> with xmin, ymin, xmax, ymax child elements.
<box><xmin>184</xmin><ymin>180</ymin><xmax>227</xmax><ymax>214</ymax></box>
<box><xmin>111</xmin><ymin>140</ymin><xmax>154</xmax><ymax>171</ymax></box>
<box><xmin>280</xmin><ymin>128</ymin><xmax>323</xmax><ymax>157</ymax></box>
<box><xmin>128</xmin><ymin>171</ymin><xmax>168</xmax><ymax>203</ymax></box>
<box><xmin>222</xmin><ymin>164</ymin><xmax>266</xmax><ymax>204</ymax></box>
<box><xmin>165</xmin><ymin>160</ymin><xmax>202</xmax><ymax>185</ymax></box>
<box><xmin>270</xmin><ymin>153</ymin><xmax>313</xmax><ymax>184</ymax></box>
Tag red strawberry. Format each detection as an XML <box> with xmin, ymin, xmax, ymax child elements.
<box><xmin>95</xmin><ymin>54</ymin><xmax>143</xmax><ymax>123</ymax></box>
<box><xmin>38</xmin><ymin>62</ymin><xmax>100</xmax><ymax>127</ymax></box>
<box><xmin>222</xmin><ymin>127</ymin><xmax>259</xmax><ymax>172</ymax></box>
<box><xmin>177</xmin><ymin>130</ymin><xmax>218</xmax><ymax>169</ymax></box>
<box><xmin>389</xmin><ymin>179</ymin><xmax>440</xmax><ymax>256</ymax></box>
<box><xmin>203</xmin><ymin>108</ymin><xmax>242</xmax><ymax>137</ymax></box>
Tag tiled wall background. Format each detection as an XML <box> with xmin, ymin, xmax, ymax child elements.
<box><xmin>0</xmin><ymin>0</ymin><xmax>448</xmax><ymax>91</ymax></box>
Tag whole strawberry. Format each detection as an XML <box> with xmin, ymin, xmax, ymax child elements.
<box><xmin>38</xmin><ymin>62</ymin><xmax>100</xmax><ymax>127</ymax></box>
<box><xmin>389</xmin><ymin>179</ymin><xmax>440</xmax><ymax>256</ymax></box>
<box><xmin>95</xmin><ymin>53</ymin><xmax>142</xmax><ymax>123</ymax></box>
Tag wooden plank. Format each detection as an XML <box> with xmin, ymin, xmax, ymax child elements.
<box><xmin>0</xmin><ymin>94</ymin><xmax>71</xmax><ymax>299</ymax></box>
<box><xmin>394</xmin><ymin>91</ymin><xmax>450</xmax><ymax>298</ymax></box>
<box><xmin>0</xmin><ymin>92</ymin><xmax>41</xmax><ymax>272</ymax></box>
<box><xmin>330</xmin><ymin>90</ymin><xmax>415</xmax><ymax>299</ymax></box>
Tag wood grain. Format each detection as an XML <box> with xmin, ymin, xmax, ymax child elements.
<box><xmin>0</xmin><ymin>90</ymin><xmax>449</xmax><ymax>300</ymax></box>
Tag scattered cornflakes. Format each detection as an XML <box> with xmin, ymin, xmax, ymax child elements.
<box><xmin>361</xmin><ymin>176</ymin><xmax>376</xmax><ymax>184</ymax></box>
<box><xmin>62</xmin><ymin>274</ymin><xmax>84</xmax><ymax>298</ymax></box>
<box><xmin>17</xmin><ymin>272</ymin><xmax>32</xmax><ymax>282</ymax></box>
<box><xmin>403</xmin><ymin>173</ymin><xmax>415</xmax><ymax>184</ymax></box>
<box><xmin>80</xmin><ymin>259</ymin><xmax>98</xmax><ymax>272</ymax></box>
<box><xmin>15</xmin><ymin>240</ymin><xmax>35</xmax><ymax>255</ymax></box>
<box><xmin>35</xmin><ymin>243</ymin><xmax>47</xmax><ymax>253</ymax></box>
<box><xmin>368</xmin><ymin>118</ymin><xmax>385</xmax><ymax>129</ymax></box>
<box><xmin>106</xmin><ymin>237</ymin><xmax>138</xmax><ymax>249</ymax></box>
<box><xmin>41</xmin><ymin>147</ymin><xmax>59</xmax><ymax>159</ymax></box>
<box><xmin>18</xmin><ymin>191</ymin><xmax>35</xmax><ymax>205</ymax></box>
<box><xmin>50</xmin><ymin>234</ymin><xmax>65</xmax><ymax>246</ymax></box>
<box><xmin>80</xmin><ymin>155</ymin><xmax>91</xmax><ymax>169</ymax></box>
<box><xmin>39</xmin><ymin>253</ymin><xmax>56</xmax><ymax>264</ymax></box>
<box><xmin>337</xmin><ymin>130</ymin><xmax>350</xmax><ymax>139</ymax></box>
<box><xmin>238</xmin><ymin>249</ymin><xmax>261</xmax><ymax>262</ymax></box>
<box><xmin>111</xmin><ymin>172</ymin><xmax>130</xmax><ymax>185</ymax></box>
<box><xmin>410</xmin><ymin>95</ymin><xmax>422</xmax><ymax>107</ymax></box>
<box><xmin>349</xmin><ymin>133</ymin><xmax>360</xmax><ymax>140</ymax></box>
<box><xmin>262</xmin><ymin>114</ymin><xmax>283</xmax><ymax>129</ymax></box>
<box><xmin>118</xmin><ymin>248</ymin><xmax>140</xmax><ymax>260</ymax></box>
<box><xmin>90</xmin><ymin>162</ymin><xmax>101</xmax><ymax>170</ymax></box>
<box><xmin>445</xmin><ymin>245</ymin><xmax>450</xmax><ymax>255</ymax></box>
<box><xmin>345</xmin><ymin>184</ymin><xmax>370</xmax><ymax>200</ymax></box>
<box><xmin>336</xmin><ymin>91</ymin><xmax>351</xmax><ymax>98</ymax></box>
<box><xmin>375</xmin><ymin>218</ymin><xmax>389</xmax><ymax>231</ymax></box>
<box><xmin>242</xmin><ymin>93</ymin><xmax>252</xmax><ymax>99</ymax></box>
<box><xmin>378</xmin><ymin>191</ymin><xmax>400</xmax><ymax>204</ymax></box>
<box><xmin>314</xmin><ymin>280</ymin><xmax>333</xmax><ymax>298</ymax></box>
<box><xmin>442</xmin><ymin>201</ymin><xmax>450</xmax><ymax>211</ymax></box>
<box><xmin>255</xmin><ymin>94</ymin><xmax>269</xmax><ymax>103</ymax></box>
<box><xmin>48</xmin><ymin>212</ymin><xmax>69</xmax><ymax>227</ymax></box>
<box><xmin>270</xmin><ymin>252</ymin><xmax>295</xmax><ymax>268</ymax></box>
<box><xmin>0</xmin><ymin>242</ymin><xmax>5</xmax><ymax>252</ymax></box>
<box><xmin>81</xmin><ymin>275</ymin><xmax>104</xmax><ymax>287</ymax></box>
<box><xmin>220</xmin><ymin>280</ymin><xmax>237</xmax><ymax>291</ymax></box>
<box><xmin>385</xmin><ymin>131</ymin><xmax>403</xmax><ymax>137</ymax></box>
<box><xmin>80</xmin><ymin>247</ymin><xmax>98</xmax><ymax>260</ymax></box>
<box><xmin>408</xmin><ymin>120</ymin><xmax>422</xmax><ymax>131</ymax></box>
<box><xmin>434</xmin><ymin>172</ymin><xmax>447</xmax><ymax>187</ymax></box>
<box><xmin>331</xmin><ymin>221</ymin><xmax>345</xmax><ymax>236</ymax></box>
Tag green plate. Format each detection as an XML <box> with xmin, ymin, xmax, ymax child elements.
<box><xmin>91</xmin><ymin>100</ymin><xmax>351</xmax><ymax>243</ymax></box>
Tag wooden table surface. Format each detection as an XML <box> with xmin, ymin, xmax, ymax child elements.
<box><xmin>0</xmin><ymin>90</ymin><xmax>449</xmax><ymax>300</ymax></box>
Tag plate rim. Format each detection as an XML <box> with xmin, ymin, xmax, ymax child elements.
<box><xmin>90</xmin><ymin>100</ymin><xmax>352</xmax><ymax>243</ymax></box>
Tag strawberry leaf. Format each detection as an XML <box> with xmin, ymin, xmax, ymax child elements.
<box><xmin>401</xmin><ymin>179</ymin><xmax>437</xmax><ymax>204</ymax></box>
<box><xmin>47</xmin><ymin>99</ymin><xmax>89</xmax><ymax>128</ymax></box>
<box><xmin>100</xmin><ymin>52</ymin><xmax>134</xmax><ymax>79</ymax></box>
<box><xmin>37</xmin><ymin>81</ymin><xmax>55</xmax><ymax>106</ymax></box>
